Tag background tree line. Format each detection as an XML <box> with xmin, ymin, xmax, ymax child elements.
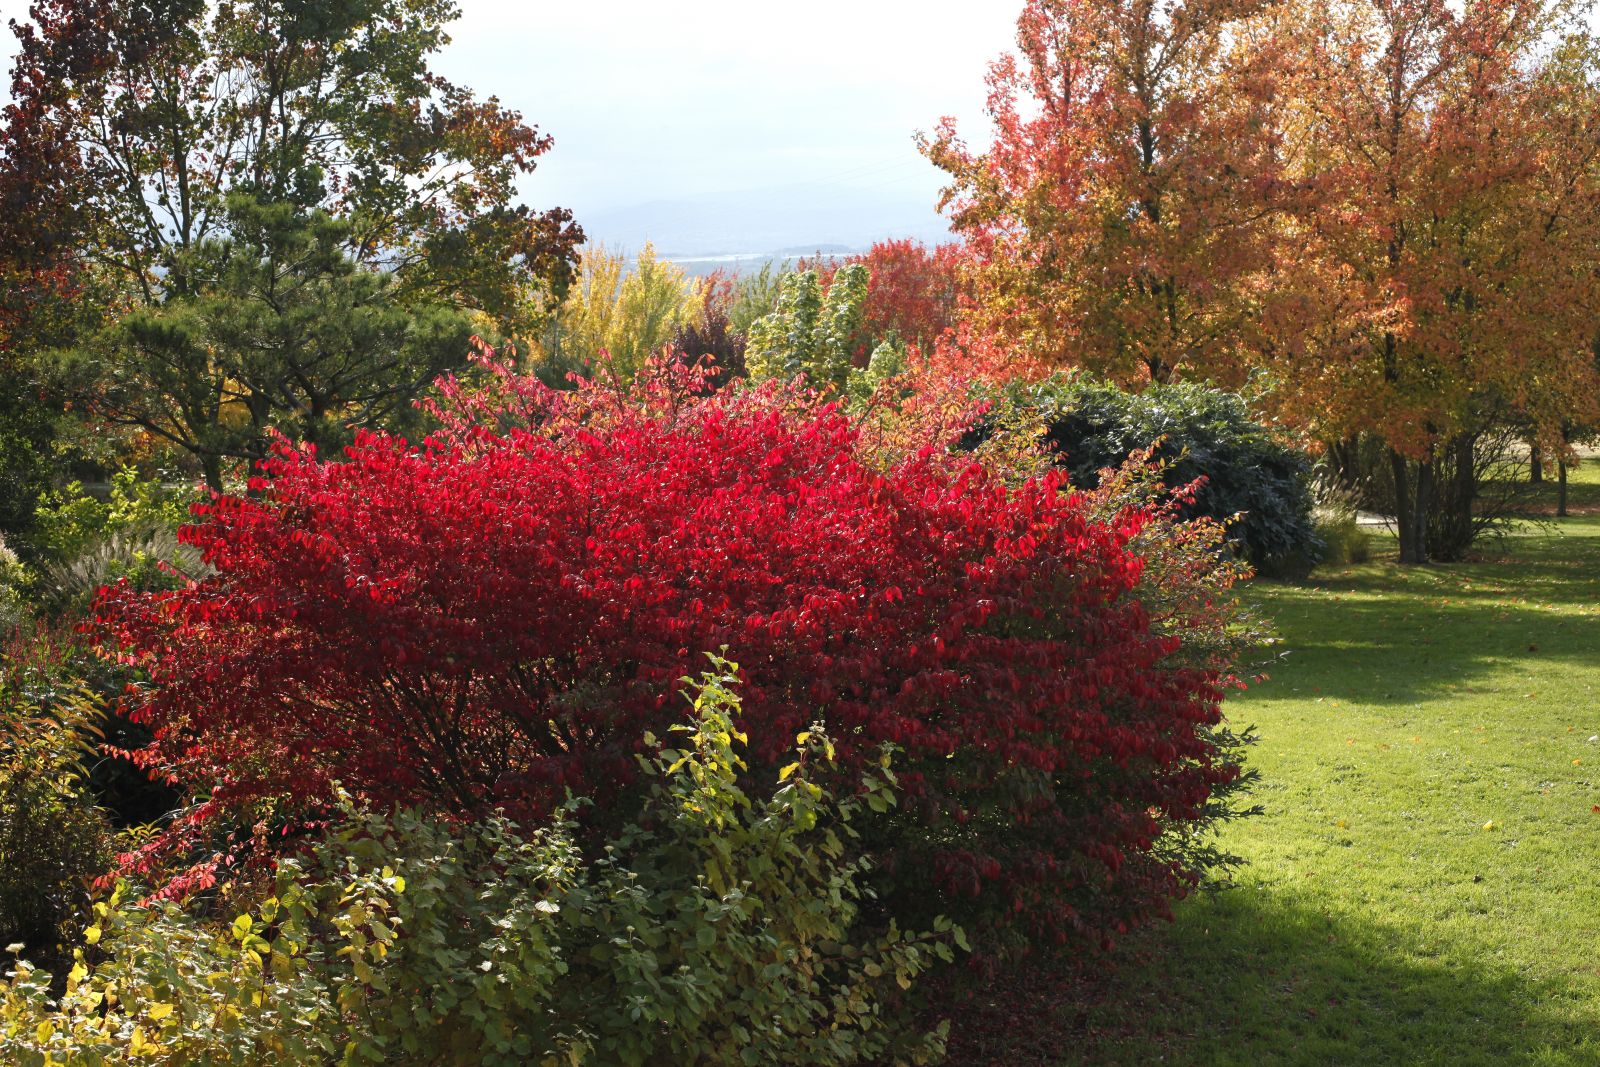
<box><xmin>925</xmin><ymin>0</ymin><xmax>1600</xmax><ymax>563</ymax></box>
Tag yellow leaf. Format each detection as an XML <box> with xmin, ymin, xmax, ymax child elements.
<box><xmin>148</xmin><ymin>1002</ymin><xmax>174</xmax><ymax>1021</ymax></box>
<box><xmin>84</xmin><ymin>926</ymin><xmax>101</xmax><ymax>945</ymax></box>
<box><xmin>1483</xmin><ymin>820</ymin><xmax>1496</xmax><ymax>830</ymax></box>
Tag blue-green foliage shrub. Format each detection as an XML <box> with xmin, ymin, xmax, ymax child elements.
<box><xmin>0</xmin><ymin>661</ymin><xmax>958</xmax><ymax>1066</ymax></box>
<box><xmin>1000</xmin><ymin>378</ymin><xmax>1321</xmax><ymax>574</ymax></box>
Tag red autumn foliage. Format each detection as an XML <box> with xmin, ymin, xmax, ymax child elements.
<box><xmin>94</xmin><ymin>361</ymin><xmax>1242</xmax><ymax>946</ymax></box>
<box><xmin>790</xmin><ymin>239</ymin><xmax>967</xmax><ymax>357</ymax></box>
<box><xmin>849</xmin><ymin>239</ymin><xmax>966</xmax><ymax>353</ymax></box>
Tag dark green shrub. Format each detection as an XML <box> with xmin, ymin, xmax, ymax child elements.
<box><xmin>0</xmin><ymin>680</ymin><xmax>113</xmax><ymax>968</ymax></box>
<box><xmin>0</xmin><ymin>387</ymin><xmax>55</xmax><ymax>554</ymax></box>
<box><xmin>987</xmin><ymin>377</ymin><xmax>1322</xmax><ymax>574</ymax></box>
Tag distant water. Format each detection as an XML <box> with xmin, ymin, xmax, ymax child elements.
<box><xmin>660</xmin><ymin>250</ymin><xmax>858</xmax><ymax>277</ymax></box>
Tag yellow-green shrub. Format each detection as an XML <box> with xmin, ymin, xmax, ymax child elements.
<box><xmin>0</xmin><ymin>536</ymin><xmax>28</xmax><ymax>632</ymax></box>
<box><xmin>536</xmin><ymin>242</ymin><xmax>706</xmax><ymax>383</ymax></box>
<box><xmin>1</xmin><ymin>661</ymin><xmax>958</xmax><ymax>1066</ymax></box>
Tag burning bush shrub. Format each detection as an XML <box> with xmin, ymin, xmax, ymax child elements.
<box><xmin>95</xmin><ymin>364</ymin><xmax>1254</xmax><ymax>952</ymax></box>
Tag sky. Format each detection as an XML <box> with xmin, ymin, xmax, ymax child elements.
<box><xmin>0</xmin><ymin>0</ymin><xmax>1019</xmax><ymax>251</ymax></box>
<box><xmin>426</xmin><ymin>1</ymin><xmax>1015</xmax><ymax>214</ymax></box>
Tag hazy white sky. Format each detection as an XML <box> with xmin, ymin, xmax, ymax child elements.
<box><xmin>0</xmin><ymin>0</ymin><xmax>1017</xmax><ymax>223</ymax></box>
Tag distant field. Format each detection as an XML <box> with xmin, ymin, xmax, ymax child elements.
<box><xmin>960</xmin><ymin>463</ymin><xmax>1600</xmax><ymax>1065</ymax></box>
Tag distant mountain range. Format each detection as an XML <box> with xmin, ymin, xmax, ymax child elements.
<box><xmin>578</xmin><ymin>183</ymin><xmax>954</xmax><ymax>269</ymax></box>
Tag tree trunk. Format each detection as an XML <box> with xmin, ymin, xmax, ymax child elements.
<box><xmin>1558</xmin><ymin>460</ymin><xmax>1568</xmax><ymax>517</ymax></box>
<box><xmin>1413</xmin><ymin>455</ymin><xmax>1433</xmax><ymax>564</ymax></box>
<box><xmin>1434</xmin><ymin>433</ymin><xmax>1477</xmax><ymax>561</ymax></box>
<box><xmin>1530</xmin><ymin>442</ymin><xmax>1543</xmax><ymax>483</ymax></box>
<box><xmin>1390</xmin><ymin>449</ymin><xmax>1426</xmax><ymax>564</ymax></box>
<box><xmin>200</xmin><ymin>453</ymin><xmax>224</xmax><ymax>494</ymax></box>
<box><xmin>1328</xmin><ymin>434</ymin><xmax>1362</xmax><ymax>493</ymax></box>
<box><xmin>1453</xmin><ymin>434</ymin><xmax>1477</xmax><ymax>510</ymax></box>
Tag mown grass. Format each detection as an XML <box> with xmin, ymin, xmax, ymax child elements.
<box><xmin>1013</xmin><ymin>463</ymin><xmax>1600</xmax><ymax>1066</ymax></box>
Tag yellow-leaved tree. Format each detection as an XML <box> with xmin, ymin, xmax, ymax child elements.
<box><xmin>536</xmin><ymin>242</ymin><xmax>707</xmax><ymax>382</ymax></box>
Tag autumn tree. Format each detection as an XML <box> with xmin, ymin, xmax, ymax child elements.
<box><xmin>535</xmin><ymin>242</ymin><xmax>706</xmax><ymax>385</ymax></box>
<box><xmin>849</xmin><ymin>239</ymin><xmax>965</xmax><ymax>354</ymax></box>
<box><xmin>1263</xmin><ymin>0</ymin><xmax>1600</xmax><ymax>562</ymax></box>
<box><xmin>0</xmin><ymin>6</ymin><xmax>92</xmax><ymax>540</ymax></box>
<box><xmin>1</xmin><ymin>0</ymin><xmax>581</xmax><ymax>486</ymax></box>
<box><xmin>923</xmin><ymin>0</ymin><xmax>1282</xmax><ymax>385</ymax></box>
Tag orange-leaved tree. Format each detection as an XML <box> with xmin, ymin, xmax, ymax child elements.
<box><xmin>1261</xmin><ymin>0</ymin><xmax>1600</xmax><ymax>562</ymax></box>
<box><xmin>922</xmin><ymin>0</ymin><xmax>1284</xmax><ymax>385</ymax></box>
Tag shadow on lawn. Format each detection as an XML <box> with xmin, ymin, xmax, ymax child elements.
<box><xmin>1242</xmin><ymin>549</ymin><xmax>1600</xmax><ymax>706</ymax></box>
<box><xmin>943</xmin><ymin>887</ymin><xmax>1590</xmax><ymax>1067</ymax></box>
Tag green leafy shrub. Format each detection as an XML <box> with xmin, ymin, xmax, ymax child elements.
<box><xmin>0</xmin><ymin>385</ymin><xmax>56</xmax><ymax>555</ymax></box>
<box><xmin>32</xmin><ymin>468</ymin><xmax>194</xmax><ymax>564</ymax></box>
<box><xmin>0</xmin><ymin>680</ymin><xmax>113</xmax><ymax>969</ymax></box>
<box><xmin>29</xmin><ymin>470</ymin><xmax>204</xmax><ymax>613</ymax></box>
<box><xmin>0</xmin><ymin>661</ymin><xmax>957</xmax><ymax>1065</ymax></box>
<box><xmin>1</xmin><ymin>878</ymin><xmax>343</xmax><ymax>1065</ymax></box>
<box><xmin>984</xmin><ymin>377</ymin><xmax>1322</xmax><ymax>574</ymax></box>
<box><xmin>0</xmin><ymin>536</ymin><xmax>28</xmax><ymax>632</ymax></box>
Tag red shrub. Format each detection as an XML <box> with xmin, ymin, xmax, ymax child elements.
<box><xmin>95</xmin><ymin>373</ymin><xmax>1241</xmax><ymax>947</ymax></box>
<box><xmin>850</xmin><ymin>239</ymin><xmax>966</xmax><ymax>352</ymax></box>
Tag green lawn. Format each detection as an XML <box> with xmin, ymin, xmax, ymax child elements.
<box><xmin>1033</xmin><ymin>466</ymin><xmax>1600</xmax><ymax>1066</ymax></box>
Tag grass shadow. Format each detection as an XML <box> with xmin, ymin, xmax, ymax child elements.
<box><xmin>943</xmin><ymin>887</ymin><xmax>1594</xmax><ymax>1066</ymax></box>
<box><xmin>1244</xmin><ymin>520</ymin><xmax>1600</xmax><ymax>706</ymax></box>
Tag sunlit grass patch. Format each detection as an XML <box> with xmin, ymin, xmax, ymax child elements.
<box><xmin>1038</xmin><ymin>462</ymin><xmax>1600</xmax><ymax>1066</ymax></box>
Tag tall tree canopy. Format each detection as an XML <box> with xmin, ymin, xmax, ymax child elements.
<box><xmin>1263</xmin><ymin>0</ymin><xmax>1600</xmax><ymax>561</ymax></box>
<box><xmin>924</xmin><ymin>0</ymin><xmax>1283</xmax><ymax>385</ymax></box>
<box><xmin>931</xmin><ymin>0</ymin><xmax>1600</xmax><ymax>563</ymax></box>
<box><xmin>1</xmin><ymin>0</ymin><xmax>582</xmax><ymax>486</ymax></box>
